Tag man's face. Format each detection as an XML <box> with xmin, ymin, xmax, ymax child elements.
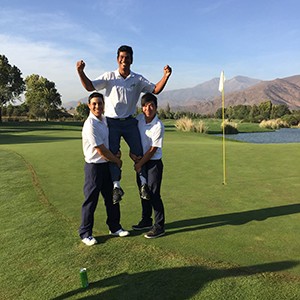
<box><xmin>88</xmin><ymin>97</ymin><xmax>104</xmax><ymax>119</ymax></box>
<box><xmin>117</xmin><ymin>51</ymin><xmax>132</xmax><ymax>71</ymax></box>
<box><xmin>142</xmin><ymin>101</ymin><xmax>157</xmax><ymax>122</ymax></box>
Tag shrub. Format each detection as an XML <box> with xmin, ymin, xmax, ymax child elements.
<box><xmin>281</xmin><ymin>114</ymin><xmax>299</xmax><ymax>126</ymax></box>
<box><xmin>221</xmin><ymin>120</ymin><xmax>239</xmax><ymax>134</ymax></box>
<box><xmin>175</xmin><ymin>117</ymin><xmax>194</xmax><ymax>132</ymax></box>
<box><xmin>259</xmin><ymin>119</ymin><xmax>289</xmax><ymax>129</ymax></box>
<box><xmin>175</xmin><ymin>117</ymin><xmax>208</xmax><ymax>133</ymax></box>
<box><xmin>194</xmin><ymin>120</ymin><xmax>208</xmax><ymax>133</ymax></box>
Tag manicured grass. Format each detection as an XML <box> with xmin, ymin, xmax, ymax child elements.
<box><xmin>0</xmin><ymin>122</ymin><xmax>299</xmax><ymax>299</ymax></box>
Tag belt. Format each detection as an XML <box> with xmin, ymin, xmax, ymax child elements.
<box><xmin>106</xmin><ymin>115</ymin><xmax>133</xmax><ymax>121</ymax></box>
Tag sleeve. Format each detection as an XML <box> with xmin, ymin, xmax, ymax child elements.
<box><xmin>86</xmin><ymin>120</ymin><xmax>105</xmax><ymax>148</ymax></box>
<box><xmin>151</xmin><ymin>123</ymin><xmax>164</xmax><ymax>148</ymax></box>
<box><xmin>136</xmin><ymin>113</ymin><xmax>143</xmax><ymax>122</ymax></box>
<box><xmin>139</xmin><ymin>75</ymin><xmax>156</xmax><ymax>93</ymax></box>
<box><xmin>92</xmin><ymin>72</ymin><xmax>108</xmax><ymax>91</ymax></box>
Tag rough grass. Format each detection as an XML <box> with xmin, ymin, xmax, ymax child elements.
<box><xmin>0</xmin><ymin>123</ymin><xmax>300</xmax><ymax>299</ymax></box>
<box><xmin>175</xmin><ymin>117</ymin><xmax>208</xmax><ymax>133</ymax></box>
<box><xmin>260</xmin><ymin>119</ymin><xmax>289</xmax><ymax>129</ymax></box>
<box><xmin>167</xmin><ymin>118</ymin><xmax>272</xmax><ymax>134</ymax></box>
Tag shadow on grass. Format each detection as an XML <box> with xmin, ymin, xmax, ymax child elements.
<box><xmin>93</xmin><ymin>235</ymin><xmax>112</xmax><ymax>245</ymax></box>
<box><xmin>0</xmin><ymin>121</ymin><xmax>82</xmax><ymax>144</ymax></box>
<box><xmin>0</xmin><ymin>134</ymin><xmax>81</xmax><ymax>145</ymax></box>
<box><xmin>52</xmin><ymin>261</ymin><xmax>299</xmax><ymax>299</ymax></box>
<box><xmin>0</xmin><ymin>121</ymin><xmax>83</xmax><ymax>128</ymax></box>
<box><xmin>166</xmin><ymin>204</ymin><xmax>300</xmax><ymax>234</ymax></box>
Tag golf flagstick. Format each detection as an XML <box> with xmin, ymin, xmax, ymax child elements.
<box><xmin>219</xmin><ymin>71</ymin><xmax>226</xmax><ymax>185</ymax></box>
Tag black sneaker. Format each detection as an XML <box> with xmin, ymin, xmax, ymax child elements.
<box><xmin>132</xmin><ymin>220</ymin><xmax>153</xmax><ymax>231</ymax></box>
<box><xmin>140</xmin><ymin>184</ymin><xmax>150</xmax><ymax>200</ymax></box>
<box><xmin>144</xmin><ymin>226</ymin><xmax>165</xmax><ymax>239</ymax></box>
<box><xmin>113</xmin><ymin>187</ymin><xmax>124</xmax><ymax>204</ymax></box>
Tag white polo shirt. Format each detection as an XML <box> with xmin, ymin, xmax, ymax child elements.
<box><xmin>136</xmin><ymin>113</ymin><xmax>164</xmax><ymax>160</ymax></box>
<box><xmin>82</xmin><ymin>112</ymin><xmax>109</xmax><ymax>164</ymax></box>
<box><xmin>92</xmin><ymin>70</ymin><xmax>155</xmax><ymax>118</ymax></box>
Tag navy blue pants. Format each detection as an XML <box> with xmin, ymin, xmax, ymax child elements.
<box><xmin>79</xmin><ymin>162</ymin><xmax>122</xmax><ymax>239</ymax></box>
<box><xmin>106</xmin><ymin>117</ymin><xmax>146</xmax><ymax>181</ymax></box>
<box><xmin>136</xmin><ymin>159</ymin><xmax>165</xmax><ymax>229</ymax></box>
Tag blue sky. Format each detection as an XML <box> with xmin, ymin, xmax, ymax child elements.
<box><xmin>1</xmin><ymin>0</ymin><xmax>300</xmax><ymax>105</ymax></box>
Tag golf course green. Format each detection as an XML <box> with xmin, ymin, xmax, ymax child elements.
<box><xmin>0</xmin><ymin>122</ymin><xmax>299</xmax><ymax>299</ymax></box>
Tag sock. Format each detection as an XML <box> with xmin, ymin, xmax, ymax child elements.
<box><xmin>113</xmin><ymin>181</ymin><xmax>120</xmax><ymax>189</ymax></box>
<box><xmin>139</xmin><ymin>175</ymin><xmax>147</xmax><ymax>186</ymax></box>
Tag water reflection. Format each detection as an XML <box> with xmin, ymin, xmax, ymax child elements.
<box><xmin>215</xmin><ymin>128</ymin><xmax>300</xmax><ymax>144</ymax></box>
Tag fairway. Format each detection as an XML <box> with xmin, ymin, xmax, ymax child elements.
<box><xmin>0</xmin><ymin>123</ymin><xmax>300</xmax><ymax>299</ymax></box>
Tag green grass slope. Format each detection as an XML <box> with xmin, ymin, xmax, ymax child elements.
<box><xmin>0</xmin><ymin>123</ymin><xmax>299</xmax><ymax>299</ymax></box>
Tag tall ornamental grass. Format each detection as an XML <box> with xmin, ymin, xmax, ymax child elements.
<box><xmin>259</xmin><ymin>119</ymin><xmax>289</xmax><ymax>129</ymax></box>
<box><xmin>175</xmin><ymin>117</ymin><xmax>208</xmax><ymax>133</ymax></box>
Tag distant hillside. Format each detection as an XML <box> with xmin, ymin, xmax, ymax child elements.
<box><xmin>158</xmin><ymin>76</ymin><xmax>262</xmax><ymax>107</ymax></box>
<box><xmin>63</xmin><ymin>98</ymin><xmax>87</xmax><ymax>109</ymax></box>
<box><xmin>65</xmin><ymin>75</ymin><xmax>300</xmax><ymax>115</ymax></box>
<box><xmin>220</xmin><ymin>76</ymin><xmax>300</xmax><ymax>108</ymax></box>
<box><xmin>163</xmin><ymin>75</ymin><xmax>300</xmax><ymax>115</ymax></box>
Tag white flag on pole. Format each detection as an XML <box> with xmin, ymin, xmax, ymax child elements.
<box><xmin>218</xmin><ymin>71</ymin><xmax>225</xmax><ymax>92</ymax></box>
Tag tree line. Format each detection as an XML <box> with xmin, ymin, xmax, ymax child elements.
<box><xmin>0</xmin><ymin>55</ymin><xmax>62</xmax><ymax>122</ymax></box>
<box><xmin>214</xmin><ymin>102</ymin><xmax>300</xmax><ymax>125</ymax></box>
<box><xmin>154</xmin><ymin>101</ymin><xmax>300</xmax><ymax>126</ymax></box>
<box><xmin>1</xmin><ymin>54</ymin><xmax>300</xmax><ymax>124</ymax></box>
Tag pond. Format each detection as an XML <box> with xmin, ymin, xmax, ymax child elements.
<box><xmin>215</xmin><ymin>128</ymin><xmax>300</xmax><ymax>144</ymax></box>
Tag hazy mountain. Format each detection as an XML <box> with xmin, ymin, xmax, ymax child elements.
<box><xmin>162</xmin><ymin>75</ymin><xmax>300</xmax><ymax>114</ymax></box>
<box><xmin>64</xmin><ymin>76</ymin><xmax>261</xmax><ymax>109</ymax></box>
<box><xmin>221</xmin><ymin>76</ymin><xmax>300</xmax><ymax>108</ymax></box>
<box><xmin>158</xmin><ymin>76</ymin><xmax>262</xmax><ymax>106</ymax></box>
<box><xmin>188</xmin><ymin>75</ymin><xmax>300</xmax><ymax>114</ymax></box>
<box><xmin>63</xmin><ymin>98</ymin><xmax>87</xmax><ymax>109</ymax></box>
<box><xmin>65</xmin><ymin>75</ymin><xmax>300</xmax><ymax>114</ymax></box>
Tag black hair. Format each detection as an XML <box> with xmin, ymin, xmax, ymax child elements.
<box><xmin>88</xmin><ymin>92</ymin><xmax>104</xmax><ymax>104</ymax></box>
<box><xmin>141</xmin><ymin>93</ymin><xmax>157</xmax><ymax>108</ymax></box>
<box><xmin>117</xmin><ymin>45</ymin><xmax>133</xmax><ymax>61</ymax></box>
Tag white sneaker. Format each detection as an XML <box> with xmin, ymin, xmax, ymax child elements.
<box><xmin>82</xmin><ymin>236</ymin><xmax>97</xmax><ymax>246</ymax></box>
<box><xmin>109</xmin><ymin>229</ymin><xmax>130</xmax><ymax>237</ymax></box>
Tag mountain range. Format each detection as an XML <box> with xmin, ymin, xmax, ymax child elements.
<box><xmin>158</xmin><ymin>75</ymin><xmax>300</xmax><ymax>114</ymax></box>
<box><xmin>65</xmin><ymin>75</ymin><xmax>300</xmax><ymax>114</ymax></box>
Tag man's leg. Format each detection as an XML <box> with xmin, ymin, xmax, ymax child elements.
<box><xmin>100</xmin><ymin>163</ymin><xmax>122</xmax><ymax>233</ymax></box>
<box><xmin>123</xmin><ymin>118</ymin><xmax>150</xmax><ymax>200</ymax></box>
<box><xmin>146</xmin><ymin>160</ymin><xmax>165</xmax><ymax>230</ymax></box>
<box><xmin>132</xmin><ymin>172</ymin><xmax>153</xmax><ymax>231</ymax></box>
<box><xmin>79</xmin><ymin>163</ymin><xmax>100</xmax><ymax>239</ymax></box>
<box><xmin>106</xmin><ymin>118</ymin><xmax>124</xmax><ymax>204</ymax></box>
<box><xmin>107</xmin><ymin>118</ymin><xmax>122</xmax><ymax>182</ymax></box>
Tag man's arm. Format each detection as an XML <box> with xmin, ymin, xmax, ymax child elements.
<box><xmin>96</xmin><ymin>144</ymin><xmax>122</xmax><ymax>169</ymax></box>
<box><xmin>76</xmin><ymin>60</ymin><xmax>96</xmax><ymax>92</ymax></box>
<box><xmin>152</xmin><ymin>65</ymin><xmax>172</xmax><ymax>94</ymax></box>
<box><xmin>133</xmin><ymin>147</ymin><xmax>158</xmax><ymax>173</ymax></box>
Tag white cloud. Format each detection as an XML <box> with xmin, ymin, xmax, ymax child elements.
<box><xmin>0</xmin><ymin>34</ymin><xmax>84</xmax><ymax>101</ymax></box>
<box><xmin>0</xmin><ymin>7</ymin><xmax>113</xmax><ymax>104</ymax></box>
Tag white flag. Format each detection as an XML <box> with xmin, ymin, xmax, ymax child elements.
<box><xmin>218</xmin><ymin>71</ymin><xmax>225</xmax><ymax>92</ymax></box>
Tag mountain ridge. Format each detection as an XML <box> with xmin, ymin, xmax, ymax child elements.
<box><xmin>160</xmin><ymin>75</ymin><xmax>300</xmax><ymax>114</ymax></box>
<box><xmin>65</xmin><ymin>75</ymin><xmax>300</xmax><ymax>114</ymax></box>
<box><xmin>157</xmin><ymin>76</ymin><xmax>262</xmax><ymax>106</ymax></box>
